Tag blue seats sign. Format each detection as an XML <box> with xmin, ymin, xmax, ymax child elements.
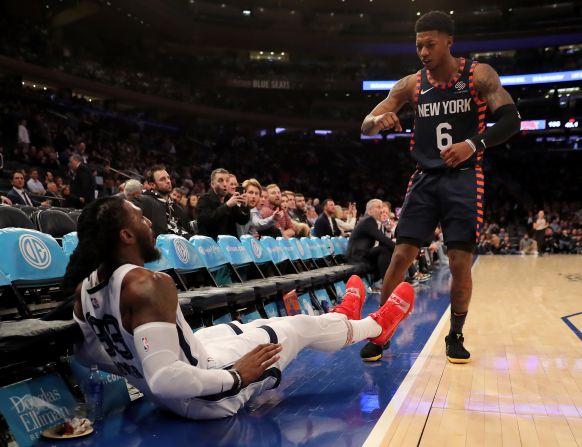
<box><xmin>0</xmin><ymin>373</ymin><xmax>76</xmax><ymax>447</ymax></box>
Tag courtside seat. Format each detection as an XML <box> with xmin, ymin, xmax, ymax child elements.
<box><xmin>276</xmin><ymin>237</ymin><xmax>310</xmax><ymax>272</ymax></box>
<box><xmin>239</xmin><ymin>235</ymin><xmax>306</xmax><ymax>293</ymax></box>
<box><xmin>0</xmin><ymin>318</ymin><xmax>81</xmax><ymax>383</ymax></box>
<box><xmin>11</xmin><ymin>205</ymin><xmax>41</xmax><ymax>218</ymax></box>
<box><xmin>277</xmin><ymin>237</ymin><xmax>331</xmax><ymax>285</ymax></box>
<box><xmin>189</xmin><ymin>236</ymin><xmax>256</xmax><ymax>307</ymax></box>
<box><xmin>0</xmin><ymin>206</ymin><xmax>35</xmax><ymax>230</ymax></box>
<box><xmin>62</xmin><ymin>232</ymin><xmax>78</xmax><ymax>259</ymax></box>
<box><xmin>217</xmin><ymin>235</ymin><xmax>278</xmax><ymax>297</ymax></box>
<box><xmin>260</xmin><ymin>237</ymin><xmax>313</xmax><ymax>289</ymax></box>
<box><xmin>67</xmin><ymin>210</ymin><xmax>82</xmax><ymax>224</ymax></box>
<box><xmin>307</xmin><ymin>237</ymin><xmax>356</xmax><ymax>279</ymax></box>
<box><xmin>144</xmin><ymin>234</ymin><xmax>233</xmax><ymax>316</ymax></box>
<box><xmin>331</xmin><ymin>237</ymin><xmax>346</xmax><ymax>263</ymax></box>
<box><xmin>0</xmin><ymin>228</ymin><xmax>69</xmax><ymax>319</ymax></box>
<box><xmin>32</xmin><ymin>209</ymin><xmax>77</xmax><ymax>241</ymax></box>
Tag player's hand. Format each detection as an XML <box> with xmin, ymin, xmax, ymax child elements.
<box><xmin>440</xmin><ymin>141</ymin><xmax>474</xmax><ymax>168</ymax></box>
<box><xmin>234</xmin><ymin>343</ymin><xmax>282</xmax><ymax>387</ymax></box>
<box><xmin>373</xmin><ymin>112</ymin><xmax>402</xmax><ymax>132</ymax></box>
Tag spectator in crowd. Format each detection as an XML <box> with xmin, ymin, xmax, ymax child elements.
<box><xmin>334</xmin><ymin>204</ymin><xmax>357</xmax><ymax>236</ymax></box>
<box><xmin>228</xmin><ymin>174</ymin><xmax>239</xmax><ymax>195</ymax></box>
<box><xmin>346</xmin><ymin>199</ymin><xmax>395</xmax><ymax>283</ymax></box>
<box><xmin>260</xmin><ymin>184</ymin><xmax>295</xmax><ymax>238</ymax></box>
<box><xmin>123</xmin><ymin>179</ymin><xmax>143</xmax><ymax>200</ymax></box>
<box><xmin>237</xmin><ymin>178</ymin><xmax>283</xmax><ymax>237</ymax></box>
<box><xmin>284</xmin><ymin>191</ymin><xmax>298</xmax><ymax>220</ymax></box>
<box><xmin>69</xmin><ymin>154</ymin><xmax>96</xmax><ymax>208</ymax></box>
<box><xmin>498</xmin><ymin>234</ymin><xmax>516</xmax><ymax>255</ymax></box>
<box><xmin>519</xmin><ymin>233</ymin><xmax>538</xmax><ymax>255</ymax></box>
<box><xmin>186</xmin><ymin>194</ymin><xmax>199</xmax><ymax>222</ymax></box>
<box><xmin>293</xmin><ymin>193</ymin><xmax>311</xmax><ymax>227</ymax></box>
<box><xmin>44</xmin><ymin>171</ymin><xmax>54</xmax><ymax>185</ymax></box>
<box><xmin>100</xmin><ymin>178</ymin><xmax>118</xmax><ymax>197</ymax></box>
<box><xmin>133</xmin><ymin>165</ymin><xmax>192</xmax><ymax>238</ymax></box>
<box><xmin>558</xmin><ymin>229</ymin><xmax>574</xmax><ymax>253</ymax></box>
<box><xmin>306</xmin><ymin>205</ymin><xmax>318</xmax><ymax>226</ymax></box>
<box><xmin>196</xmin><ymin>168</ymin><xmax>249</xmax><ymax>240</ymax></box>
<box><xmin>314</xmin><ymin>199</ymin><xmax>341</xmax><ymax>237</ymax></box>
<box><xmin>170</xmin><ymin>187</ymin><xmax>184</xmax><ymax>204</ymax></box>
<box><xmin>6</xmin><ymin>170</ymin><xmax>49</xmax><ymax>206</ymax></box>
<box><xmin>26</xmin><ymin>168</ymin><xmax>46</xmax><ymax>195</ymax></box>
<box><xmin>282</xmin><ymin>192</ymin><xmax>310</xmax><ymax>237</ymax></box>
<box><xmin>18</xmin><ymin>119</ymin><xmax>30</xmax><ymax>148</ymax></box>
<box><xmin>532</xmin><ymin>210</ymin><xmax>548</xmax><ymax>256</ymax></box>
<box><xmin>45</xmin><ymin>181</ymin><xmax>64</xmax><ymax>206</ymax></box>
<box><xmin>429</xmin><ymin>227</ymin><xmax>449</xmax><ymax>265</ymax></box>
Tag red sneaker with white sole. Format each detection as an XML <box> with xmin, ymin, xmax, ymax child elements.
<box><xmin>368</xmin><ymin>282</ymin><xmax>415</xmax><ymax>346</ymax></box>
<box><xmin>331</xmin><ymin>275</ymin><xmax>366</xmax><ymax>320</ymax></box>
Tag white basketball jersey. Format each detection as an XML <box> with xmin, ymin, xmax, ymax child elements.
<box><xmin>76</xmin><ymin>264</ymin><xmax>210</xmax><ymax>414</ymax></box>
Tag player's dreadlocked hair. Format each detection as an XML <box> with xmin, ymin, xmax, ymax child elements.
<box><xmin>415</xmin><ymin>11</ymin><xmax>455</xmax><ymax>36</ymax></box>
<box><xmin>63</xmin><ymin>196</ymin><xmax>129</xmax><ymax>293</ymax></box>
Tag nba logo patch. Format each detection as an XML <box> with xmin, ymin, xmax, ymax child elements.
<box><xmin>142</xmin><ymin>336</ymin><xmax>149</xmax><ymax>352</ymax></box>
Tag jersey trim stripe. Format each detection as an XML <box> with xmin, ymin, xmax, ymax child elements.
<box><xmin>426</xmin><ymin>57</ymin><xmax>466</xmax><ymax>89</ymax></box>
<box><xmin>475</xmin><ymin>166</ymin><xmax>485</xmax><ymax>240</ymax></box>
<box><xmin>258</xmin><ymin>325</ymin><xmax>278</xmax><ymax>344</ymax></box>
<box><xmin>227</xmin><ymin>322</ymin><xmax>243</xmax><ymax>335</ymax></box>
<box><xmin>409</xmin><ymin>71</ymin><xmax>422</xmax><ymax>152</ymax></box>
<box><xmin>177</xmin><ymin>324</ymin><xmax>199</xmax><ymax>366</ymax></box>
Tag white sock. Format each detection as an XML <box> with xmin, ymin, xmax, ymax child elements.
<box><xmin>348</xmin><ymin>317</ymin><xmax>382</xmax><ymax>344</ymax></box>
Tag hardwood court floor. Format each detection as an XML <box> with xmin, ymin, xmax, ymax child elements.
<box><xmin>365</xmin><ymin>255</ymin><xmax>582</xmax><ymax>447</ymax></box>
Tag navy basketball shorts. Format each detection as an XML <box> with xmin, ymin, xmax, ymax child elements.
<box><xmin>395</xmin><ymin>166</ymin><xmax>484</xmax><ymax>248</ymax></box>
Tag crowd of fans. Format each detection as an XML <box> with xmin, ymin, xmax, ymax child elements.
<box><xmin>2</xmin><ymin>13</ymin><xmax>582</xmax><ymax>121</ymax></box>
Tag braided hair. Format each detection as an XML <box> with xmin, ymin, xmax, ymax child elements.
<box><xmin>63</xmin><ymin>196</ymin><xmax>129</xmax><ymax>293</ymax></box>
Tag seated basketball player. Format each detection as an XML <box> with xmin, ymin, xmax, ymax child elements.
<box><xmin>66</xmin><ymin>197</ymin><xmax>415</xmax><ymax>420</ymax></box>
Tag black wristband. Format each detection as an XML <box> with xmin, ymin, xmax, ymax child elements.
<box><xmin>229</xmin><ymin>369</ymin><xmax>242</xmax><ymax>393</ymax></box>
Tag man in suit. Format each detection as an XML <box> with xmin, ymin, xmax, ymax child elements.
<box><xmin>346</xmin><ymin>199</ymin><xmax>395</xmax><ymax>282</ymax></box>
<box><xmin>69</xmin><ymin>154</ymin><xmax>95</xmax><ymax>208</ymax></box>
<box><xmin>6</xmin><ymin>170</ymin><xmax>49</xmax><ymax>206</ymax></box>
<box><xmin>313</xmin><ymin>199</ymin><xmax>341</xmax><ymax>237</ymax></box>
<box><xmin>133</xmin><ymin>165</ymin><xmax>192</xmax><ymax>238</ymax></box>
<box><xmin>196</xmin><ymin>168</ymin><xmax>250</xmax><ymax>240</ymax></box>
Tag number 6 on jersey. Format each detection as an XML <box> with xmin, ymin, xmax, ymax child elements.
<box><xmin>436</xmin><ymin>122</ymin><xmax>453</xmax><ymax>151</ymax></box>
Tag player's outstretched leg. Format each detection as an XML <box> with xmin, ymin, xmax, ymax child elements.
<box><xmin>362</xmin><ymin>282</ymin><xmax>415</xmax><ymax>361</ymax></box>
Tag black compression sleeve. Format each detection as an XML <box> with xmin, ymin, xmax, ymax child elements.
<box><xmin>469</xmin><ymin>103</ymin><xmax>521</xmax><ymax>150</ymax></box>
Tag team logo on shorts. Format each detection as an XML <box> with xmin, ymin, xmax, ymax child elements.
<box><xmin>142</xmin><ymin>336</ymin><xmax>149</xmax><ymax>352</ymax></box>
<box><xmin>250</xmin><ymin>239</ymin><xmax>262</xmax><ymax>258</ymax></box>
<box><xmin>173</xmin><ymin>239</ymin><xmax>190</xmax><ymax>264</ymax></box>
<box><xmin>19</xmin><ymin>234</ymin><xmax>51</xmax><ymax>269</ymax></box>
<box><xmin>455</xmin><ymin>81</ymin><xmax>466</xmax><ymax>91</ymax></box>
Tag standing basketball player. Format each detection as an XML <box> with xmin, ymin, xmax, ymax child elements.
<box><xmin>66</xmin><ymin>197</ymin><xmax>414</xmax><ymax>419</ymax></box>
<box><xmin>360</xmin><ymin>11</ymin><xmax>520</xmax><ymax>363</ymax></box>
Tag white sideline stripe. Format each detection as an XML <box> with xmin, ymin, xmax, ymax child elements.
<box><xmin>362</xmin><ymin>257</ymin><xmax>480</xmax><ymax>447</ymax></box>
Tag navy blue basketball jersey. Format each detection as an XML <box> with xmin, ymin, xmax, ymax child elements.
<box><xmin>410</xmin><ymin>58</ymin><xmax>487</xmax><ymax>170</ymax></box>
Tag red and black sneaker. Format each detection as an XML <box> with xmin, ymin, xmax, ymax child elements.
<box><xmin>331</xmin><ymin>275</ymin><xmax>366</xmax><ymax>321</ymax></box>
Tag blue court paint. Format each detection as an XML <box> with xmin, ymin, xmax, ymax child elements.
<box><xmin>562</xmin><ymin>312</ymin><xmax>582</xmax><ymax>341</ymax></box>
<box><xmin>37</xmin><ymin>267</ymin><xmax>453</xmax><ymax>447</ymax></box>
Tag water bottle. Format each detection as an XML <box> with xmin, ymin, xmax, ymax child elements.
<box><xmin>84</xmin><ymin>365</ymin><xmax>104</xmax><ymax>422</ymax></box>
